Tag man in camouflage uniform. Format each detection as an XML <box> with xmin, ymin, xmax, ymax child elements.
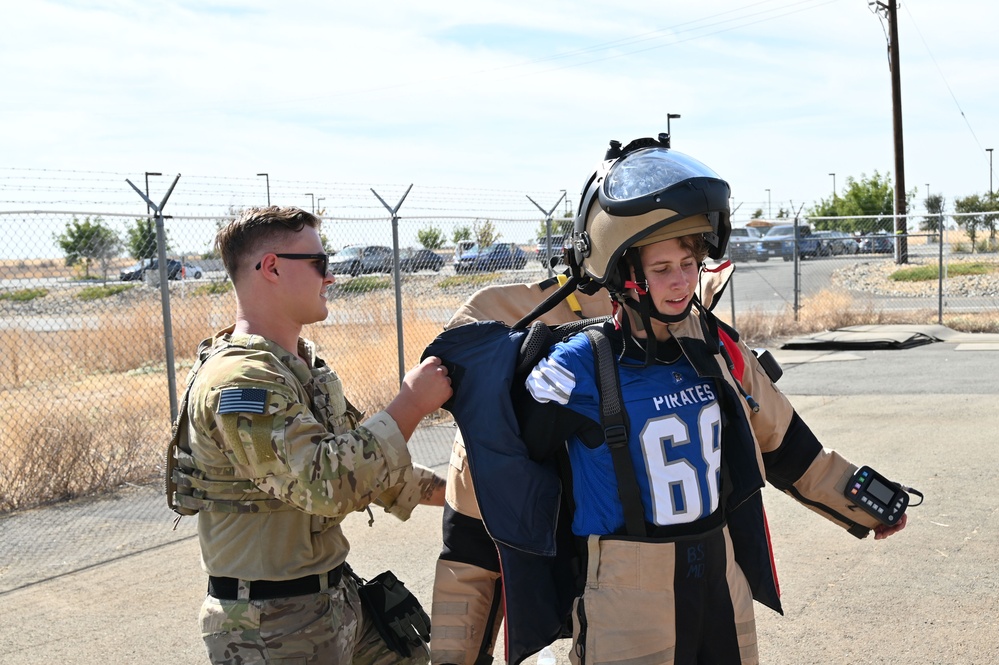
<box><xmin>170</xmin><ymin>206</ymin><xmax>452</xmax><ymax>664</ymax></box>
<box><xmin>431</xmin><ymin>276</ymin><xmax>613</xmax><ymax>665</ymax></box>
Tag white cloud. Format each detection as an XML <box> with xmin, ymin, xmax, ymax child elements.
<box><xmin>1</xmin><ymin>0</ymin><xmax>997</xmax><ymax>217</ymax></box>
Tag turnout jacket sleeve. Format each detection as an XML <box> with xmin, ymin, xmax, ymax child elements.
<box><xmin>192</xmin><ymin>345</ymin><xmax>418</xmax><ymax>521</ymax></box>
<box><xmin>730</xmin><ymin>333</ymin><xmax>883</xmax><ymax>535</ymax></box>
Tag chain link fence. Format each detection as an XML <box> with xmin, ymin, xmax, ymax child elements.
<box><xmin>719</xmin><ymin>213</ymin><xmax>999</xmax><ymax>334</ymax></box>
<box><xmin>0</xmin><ymin>208</ymin><xmax>555</xmax><ymax>513</ymax></box>
<box><xmin>1</xmin><ymin>208</ymin><xmax>997</xmax><ymax>515</ymax></box>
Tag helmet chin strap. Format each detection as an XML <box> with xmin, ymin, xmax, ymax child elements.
<box><xmin>616</xmin><ymin>249</ymin><xmax>702</xmax><ymax>365</ymax></box>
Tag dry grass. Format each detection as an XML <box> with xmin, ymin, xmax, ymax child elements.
<box><xmin>304</xmin><ymin>289</ymin><xmax>467</xmax><ymax>413</ymax></box>
<box><xmin>0</xmin><ymin>372</ymin><xmax>171</xmax><ymax>512</ymax></box>
<box><xmin>2</xmin><ymin>280</ymin><xmax>996</xmax><ymax>513</ymax></box>
<box><xmin>0</xmin><ymin>288</ymin><xmax>466</xmax><ymax>512</ymax></box>
<box><xmin>721</xmin><ymin>288</ymin><xmax>999</xmax><ymax>346</ymax></box>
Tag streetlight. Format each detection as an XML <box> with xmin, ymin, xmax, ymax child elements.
<box><xmin>304</xmin><ymin>192</ymin><xmax>314</xmax><ymax>213</ymax></box>
<box><xmin>665</xmin><ymin>113</ymin><xmax>681</xmax><ymax>148</ymax></box>
<box><xmin>765</xmin><ymin>188</ymin><xmax>772</xmax><ymax>220</ymax></box>
<box><xmin>257</xmin><ymin>173</ymin><xmax>270</xmax><ymax>205</ymax></box>
<box><xmin>316</xmin><ymin>197</ymin><xmax>325</xmax><ymax>215</ymax></box>
<box><xmin>144</xmin><ymin>172</ymin><xmax>162</xmax><ymax>255</ymax></box>
<box><xmin>828</xmin><ymin>173</ymin><xmax>836</xmax><ymax>200</ymax></box>
<box><xmin>988</xmin><ymin>148</ymin><xmax>994</xmax><ymax>198</ymax></box>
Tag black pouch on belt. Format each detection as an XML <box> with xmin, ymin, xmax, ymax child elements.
<box><xmin>353</xmin><ymin>569</ymin><xmax>431</xmax><ymax>657</ymax></box>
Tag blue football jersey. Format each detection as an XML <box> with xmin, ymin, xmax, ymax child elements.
<box><xmin>526</xmin><ymin>332</ymin><xmax>722</xmax><ymax>536</ymax></box>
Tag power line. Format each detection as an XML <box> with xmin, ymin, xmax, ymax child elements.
<box><xmin>900</xmin><ymin>2</ymin><xmax>988</xmax><ymax>158</ymax></box>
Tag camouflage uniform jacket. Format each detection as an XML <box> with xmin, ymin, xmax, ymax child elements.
<box><xmin>183</xmin><ymin>327</ymin><xmax>433</xmax><ymax>581</ymax></box>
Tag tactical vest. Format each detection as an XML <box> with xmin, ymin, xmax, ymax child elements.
<box><xmin>166</xmin><ymin>336</ymin><xmax>362</xmax><ymax>517</ymax></box>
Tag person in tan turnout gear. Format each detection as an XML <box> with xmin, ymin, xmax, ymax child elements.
<box><xmin>431</xmin><ymin>273</ymin><xmax>613</xmax><ymax>665</ymax></box>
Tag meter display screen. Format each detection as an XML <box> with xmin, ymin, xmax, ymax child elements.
<box><xmin>867</xmin><ymin>476</ymin><xmax>896</xmax><ymax>505</ymax></box>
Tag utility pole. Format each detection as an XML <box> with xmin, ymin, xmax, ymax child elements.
<box><xmin>872</xmin><ymin>0</ymin><xmax>908</xmax><ymax>263</ymax></box>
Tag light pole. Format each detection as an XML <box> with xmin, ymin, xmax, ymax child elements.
<box><xmin>257</xmin><ymin>173</ymin><xmax>270</xmax><ymax>205</ymax></box>
<box><xmin>765</xmin><ymin>188</ymin><xmax>772</xmax><ymax>220</ymax></box>
<box><xmin>988</xmin><ymin>148</ymin><xmax>994</xmax><ymax>198</ymax></box>
<box><xmin>144</xmin><ymin>172</ymin><xmax>162</xmax><ymax>256</ymax></box>
<box><xmin>665</xmin><ymin>113</ymin><xmax>681</xmax><ymax>148</ymax></box>
<box><xmin>316</xmin><ymin>197</ymin><xmax>325</xmax><ymax>215</ymax></box>
<box><xmin>304</xmin><ymin>193</ymin><xmax>314</xmax><ymax>213</ymax></box>
<box><xmin>828</xmin><ymin>173</ymin><xmax>836</xmax><ymax>200</ymax></box>
<box><xmin>560</xmin><ymin>189</ymin><xmax>569</xmax><ymax>217</ymax></box>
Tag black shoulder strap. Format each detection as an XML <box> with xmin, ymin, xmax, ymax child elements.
<box><xmin>583</xmin><ymin>328</ymin><xmax>646</xmax><ymax>537</ymax></box>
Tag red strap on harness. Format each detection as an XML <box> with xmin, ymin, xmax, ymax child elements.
<box><xmin>718</xmin><ymin>327</ymin><xmax>744</xmax><ymax>382</ymax></box>
<box><xmin>623</xmin><ymin>279</ymin><xmax>648</xmax><ymax>295</ymax></box>
<box><xmin>703</xmin><ymin>259</ymin><xmax>732</xmax><ymax>273</ymax></box>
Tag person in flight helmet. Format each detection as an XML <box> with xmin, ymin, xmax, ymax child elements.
<box><xmin>515</xmin><ymin>134</ymin><xmax>908</xmax><ymax>664</ymax></box>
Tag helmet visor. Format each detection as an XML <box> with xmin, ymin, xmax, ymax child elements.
<box><xmin>604</xmin><ymin>148</ymin><xmax>721</xmax><ymax>205</ymax></box>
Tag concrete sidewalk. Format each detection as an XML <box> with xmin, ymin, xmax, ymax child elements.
<box><xmin>2</xmin><ymin>339</ymin><xmax>998</xmax><ymax>664</ymax></box>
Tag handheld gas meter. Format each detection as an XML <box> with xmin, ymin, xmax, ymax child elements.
<box><xmin>844</xmin><ymin>466</ymin><xmax>909</xmax><ymax>526</ymax></box>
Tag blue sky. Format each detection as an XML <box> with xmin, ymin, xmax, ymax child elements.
<box><xmin>1</xmin><ymin>0</ymin><xmax>996</xmax><ymax>220</ymax></box>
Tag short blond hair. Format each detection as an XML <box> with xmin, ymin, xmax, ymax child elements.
<box><xmin>215</xmin><ymin>206</ymin><xmax>321</xmax><ymax>282</ymax></box>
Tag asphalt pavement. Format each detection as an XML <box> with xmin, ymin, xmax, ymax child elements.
<box><xmin>1</xmin><ymin>331</ymin><xmax>998</xmax><ymax>665</ymax></box>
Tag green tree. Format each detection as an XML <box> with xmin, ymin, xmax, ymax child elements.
<box><xmin>751</xmin><ymin>208</ymin><xmax>764</xmax><ymax>220</ymax></box>
<box><xmin>535</xmin><ymin>217</ymin><xmax>573</xmax><ymax>241</ymax></box>
<box><xmin>952</xmin><ymin>194</ymin><xmax>994</xmax><ymax>251</ymax></box>
<box><xmin>125</xmin><ymin>218</ymin><xmax>171</xmax><ymax>260</ymax></box>
<box><xmin>417</xmin><ymin>225</ymin><xmax>446</xmax><ymax>249</ymax></box>
<box><xmin>452</xmin><ymin>226</ymin><xmax>473</xmax><ymax>245</ymax></box>
<box><xmin>473</xmin><ymin>219</ymin><xmax>500</xmax><ymax>248</ymax></box>
<box><xmin>920</xmin><ymin>194</ymin><xmax>946</xmax><ymax>234</ymax></box>
<box><xmin>54</xmin><ymin>216</ymin><xmax>121</xmax><ymax>281</ymax></box>
<box><xmin>986</xmin><ymin>191</ymin><xmax>999</xmax><ymax>246</ymax></box>
<box><xmin>807</xmin><ymin>171</ymin><xmax>910</xmax><ymax>234</ymax></box>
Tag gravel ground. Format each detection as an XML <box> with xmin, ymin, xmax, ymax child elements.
<box><xmin>831</xmin><ymin>255</ymin><xmax>999</xmax><ymax>297</ymax></box>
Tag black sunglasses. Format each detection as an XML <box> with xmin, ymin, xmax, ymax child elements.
<box><xmin>255</xmin><ymin>253</ymin><xmax>330</xmax><ymax>277</ymax></box>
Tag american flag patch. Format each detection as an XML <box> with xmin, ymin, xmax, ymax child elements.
<box><xmin>217</xmin><ymin>388</ymin><xmax>268</xmax><ymax>414</ymax></box>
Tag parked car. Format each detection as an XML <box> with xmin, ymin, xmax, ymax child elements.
<box><xmin>399</xmin><ymin>248</ymin><xmax>445</xmax><ymax>273</ymax></box>
<box><xmin>760</xmin><ymin>224</ymin><xmax>821</xmax><ymax>261</ymax></box>
<box><xmin>859</xmin><ymin>232</ymin><xmax>894</xmax><ymax>254</ymax></box>
<box><xmin>813</xmin><ymin>230</ymin><xmax>859</xmax><ymax>256</ymax></box>
<box><xmin>455</xmin><ymin>242</ymin><xmax>528</xmax><ymax>273</ymax></box>
<box><xmin>184</xmin><ymin>263</ymin><xmax>204</xmax><ymax>279</ymax></box>
<box><xmin>726</xmin><ymin>227</ymin><xmax>768</xmax><ymax>262</ymax></box>
<box><xmin>452</xmin><ymin>240</ymin><xmax>475</xmax><ymax>266</ymax></box>
<box><xmin>119</xmin><ymin>258</ymin><xmax>184</xmax><ymax>281</ymax></box>
<box><xmin>536</xmin><ymin>233</ymin><xmax>569</xmax><ymax>266</ymax></box>
<box><xmin>327</xmin><ymin>245</ymin><xmax>394</xmax><ymax>276</ymax></box>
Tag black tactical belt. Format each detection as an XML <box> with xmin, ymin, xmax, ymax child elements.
<box><xmin>208</xmin><ymin>565</ymin><xmax>344</xmax><ymax>601</ymax></box>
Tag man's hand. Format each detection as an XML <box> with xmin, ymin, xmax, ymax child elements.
<box><xmin>873</xmin><ymin>513</ymin><xmax>907</xmax><ymax>540</ymax></box>
<box><xmin>385</xmin><ymin>356</ymin><xmax>453</xmax><ymax>440</ymax></box>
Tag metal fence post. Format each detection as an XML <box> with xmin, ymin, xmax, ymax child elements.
<box><xmin>526</xmin><ymin>192</ymin><xmax>567</xmax><ymax>278</ymax></box>
<box><xmin>126</xmin><ymin>174</ymin><xmax>182</xmax><ymax>422</ymax></box>
<box><xmin>371</xmin><ymin>184</ymin><xmax>413</xmax><ymax>387</ymax></box>
<box><xmin>938</xmin><ymin>212</ymin><xmax>944</xmax><ymax>324</ymax></box>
